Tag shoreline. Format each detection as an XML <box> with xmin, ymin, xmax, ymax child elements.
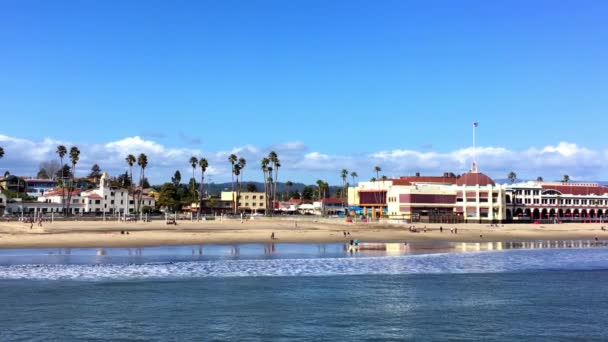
<box><xmin>0</xmin><ymin>218</ymin><xmax>607</xmax><ymax>249</ymax></box>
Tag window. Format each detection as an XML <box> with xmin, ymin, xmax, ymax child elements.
<box><xmin>111</xmin><ymin>200</ymin><xmax>115</xmax><ymax>204</ymax></box>
<box><xmin>95</xmin><ymin>200</ymin><xmax>101</xmax><ymax>204</ymax></box>
<box><xmin>259</xmin><ymin>203</ymin><xmax>264</xmax><ymax>207</ymax></box>
<box><xmin>542</xmin><ymin>199</ymin><xmax>548</xmax><ymax>204</ymax></box>
<box><xmin>89</xmin><ymin>200</ymin><xmax>92</xmax><ymax>204</ymax></box>
<box><xmin>260</xmin><ymin>196</ymin><xmax>264</xmax><ymax>200</ymax></box>
<box><xmin>252</xmin><ymin>203</ymin><xmax>256</xmax><ymax>206</ymax></box>
<box><xmin>582</xmin><ymin>200</ymin><xmax>587</xmax><ymax>205</ymax></box>
<box><xmin>104</xmin><ymin>196</ymin><xmax>107</xmax><ymax>200</ymax></box>
<box><xmin>245</xmin><ymin>196</ymin><xmax>249</xmax><ymax>199</ymax></box>
<box><xmin>111</xmin><ymin>192</ymin><xmax>115</xmax><ymax>196</ymax></box>
<box><xmin>245</xmin><ymin>203</ymin><xmax>249</xmax><ymax>206</ymax></box>
<box><xmin>253</xmin><ymin>196</ymin><xmax>257</xmax><ymax>199</ymax></box>
<box><xmin>533</xmin><ymin>199</ymin><xmax>539</xmax><ymax>204</ymax></box>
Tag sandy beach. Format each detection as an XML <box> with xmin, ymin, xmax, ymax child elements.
<box><xmin>0</xmin><ymin>217</ymin><xmax>606</xmax><ymax>249</ymax></box>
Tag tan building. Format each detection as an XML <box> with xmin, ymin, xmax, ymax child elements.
<box><xmin>221</xmin><ymin>191</ymin><xmax>267</xmax><ymax>213</ymax></box>
<box><xmin>348</xmin><ymin>170</ymin><xmax>507</xmax><ymax>223</ymax></box>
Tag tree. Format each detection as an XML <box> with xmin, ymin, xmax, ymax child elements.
<box><xmin>268</xmin><ymin>151</ymin><xmax>280</xmax><ymax>211</ymax></box>
<box><xmin>171</xmin><ymin>170</ymin><xmax>182</xmax><ymax>188</ymax></box>
<box><xmin>37</xmin><ymin>168</ymin><xmax>49</xmax><ymax>179</ymax></box>
<box><xmin>374</xmin><ymin>166</ymin><xmax>381</xmax><ymax>179</ymax></box>
<box><xmin>39</xmin><ymin>160</ymin><xmax>61</xmax><ymax>180</ymax></box>
<box><xmin>285</xmin><ymin>181</ymin><xmax>294</xmax><ymax>200</ymax></box>
<box><xmin>198</xmin><ymin>158</ymin><xmax>208</xmax><ymax>217</ymax></box>
<box><xmin>228</xmin><ymin>154</ymin><xmax>238</xmax><ymax>212</ymax></box>
<box><xmin>137</xmin><ymin>153</ymin><xmax>148</xmax><ymax>215</ymax></box>
<box><xmin>189</xmin><ymin>156</ymin><xmax>198</xmax><ymax>183</ymax></box>
<box><xmin>340</xmin><ymin>169</ymin><xmax>348</xmax><ymax>204</ymax></box>
<box><xmin>302</xmin><ymin>186</ymin><xmax>314</xmax><ymax>200</ymax></box>
<box><xmin>157</xmin><ymin>183</ymin><xmax>180</xmax><ymax>212</ymax></box>
<box><xmin>246</xmin><ymin>183</ymin><xmax>258</xmax><ymax>192</ymax></box>
<box><xmin>536</xmin><ymin>176</ymin><xmax>544</xmax><ymax>182</ymax></box>
<box><xmin>562</xmin><ymin>175</ymin><xmax>570</xmax><ymax>183</ymax></box>
<box><xmin>508</xmin><ymin>171</ymin><xmax>517</xmax><ymax>184</ymax></box>
<box><xmin>261</xmin><ymin>157</ymin><xmax>270</xmax><ymax>215</ymax></box>
<box><xmin>116</xmin><ymin>171</ymin><xmax>131</xmax><ymax>188</ymax></box>
<box><xmin>56</xmin><ymin>145</ymin><xmax>67</xmax><ymax>215</ymax></box>
<box><xmin>0</xmin><ymin>146</ymin><xmax>4</xmax><ymax>160</ymax></box>
<box><xmin>350</xmin><ymin>171</ymin><xmax>358</xmax><ymax>185</ymax></box>
<box><xmin>65</xmin><ymin>146</ymin><xmax>80</xmax><ymax>216</ymax></box>
<box><xmin>56</xmin><ymin>164</ymin><xmax>72</xmax><ymax>180</ymax></box>
<box><xmin>235</xmin><ymin>157</ymin><xmax>246</xmax><ymax>213</ymax></box>
<box><xmin>88</xmin><ymin>164</ymin><xmax>102</xmax><ymax>179</ymax></box>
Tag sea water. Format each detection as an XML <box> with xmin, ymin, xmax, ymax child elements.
<box><xmin>1</xmin><ymin>243</ymin><xmax>607</xmax><ymax>341</ymax></box>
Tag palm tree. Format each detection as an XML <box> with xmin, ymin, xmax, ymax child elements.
<box><xmin>340</xmin><ymin>169</ymin><xmax>348</xmax><ymax>203</ymax></box>
<box><xmin>237</xmin><ymin>157</ymin><xmax>246</xmax><ymax>212</ymax></box>
<box><xmin>66</xmin><ymin>146</ymin><xmax>80</xmax><ymax>216</ymax></box>
<box><xmin>56</xmin><ymin>145</ymin><xmax>67</xmax><ymax>215</ymax></box>
<box><xmin>536</xmin><ymin>176</ymin><xmax>543</xmax><ymax>182</ymax></box>
<box><xmin>350</xmin><ymin>171</ymin><xmax>358</xmax><ymax>185</ymax></box>
<box><xmin>261</xmin><ymin>158</ymin><xmax>270</xmax><ymax>215</ymax></box>
<box><xmin>0</xmin><ymin>146</ymin><xmax>4</xmax><ymax>160</ymax></box>
<box><xmin>268</xmin><ymin>151</ymin><xmax>279</xmax><ymax>209</ymax></box>
<box><xmin>189</xmin><ymin>156</ymin><xmax>198</xmax><ymax>182</ymax></box>
<box><xmin>562</xmin><ymin>175</ymin><xmax>570</xmax><ymax>183</ymax></box>
<box><xmin>228</xmin><ymin>154</ymin><xmax>237</xmax><ymax>211</ymax></box>
<box><xmin>508</xmin><ymin>171</ymin><xmax>517</xmax><ymax>184</ymax></box>
<box><xmin>285</xmin><ymin>181</ymin><xmax>294</xmax><ymax>200</ymax></box>
<box><xmin>198</xmin><ymin>158</ymin><xmax>208</xmax><ymax>217</ymax></box>
<box><xmin>125</xmin><ymin>154</ymin><xmax>136</xmax><ymax>186</ymax></box>
<box><xmin>137</xmin><ymin>153</ymin><xmax>148</xmax><ymax>215</ymax></box>
<box><xmin>374</xmin><ymin>166</ymin><xmax>381</xmax><ymax>180</ymax></box>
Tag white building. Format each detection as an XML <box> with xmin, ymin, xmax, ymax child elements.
<box><xmin>35</xmin><ymin>173</ymin><xmax>155</xmax><ymax>215</ymax></box>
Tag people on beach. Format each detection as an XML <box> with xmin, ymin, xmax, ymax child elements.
<box><xmin>454</xmin><ymin>228</ymin><xmax>458</xmax><ymax>234</ymax></box>
<box><xmin>271</xmin><ymin>232</ymin><xmax>275</xmax><ymax>240</ymax></box>
<box><xmin>440</xmin><ymin>226</ymin><xmax>443</xmax><ymax>233</ymax></box>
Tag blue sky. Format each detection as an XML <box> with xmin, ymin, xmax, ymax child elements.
<box><xmin>1</xmin><ymin>1</ymin><xmax>607</xmax><ymax>184</ymax></box>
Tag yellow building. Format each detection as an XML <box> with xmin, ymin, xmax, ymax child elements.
<box><xmin>221</xmin><ymin>191</ymin><xmax>267</xmax><ymax>213</ymax></box>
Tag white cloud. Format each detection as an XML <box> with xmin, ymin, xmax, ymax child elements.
<box><xmin>1</xmin><ymin>133</ymin><xmax>607</xmax><ymax>184</ymax></box>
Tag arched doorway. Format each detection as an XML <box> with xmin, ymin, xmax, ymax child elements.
<box><xmin>515</xmin><ymin>208</ymin><xmax>523</xmax><ymax>218</ymax></box>
<box><xmin>558</xmin><ymin>208</ymin><xmax>564</xmax><ymax>218</ymax></box>
<box><xmin>532</xmin><ymin>208</ymin><xmax>540</xmax><ymax>220</ymax></box>
<box><xmin>524</xmin><ymin>208</ymin><xmax>532</xmax><ymax>219</ymax></box>
<box><xmin>549</xmin><ymin>208</ymin><xmax>556</xmax><ymax>217</ymax></box>
<box><xmin>598</xmin><ymin>209</ymin><xmax>604</xmax><ymax>219</ymax></box>
<box><xmin>506</xmin><ymin>209</ymin><xmax>513</xmax><ymax>221</ymax></box>
<box><xmin>589</xmin><ymin>209</ymin><xmax>596</xmax><ymax>219</ymax></box>
<box><xmin>541</xmin><ymin>208</ymin><xmax>548</xmax><ymax>219</ymax></box>
<box><xmin>573</xmin><ymin>209</ymin><xmax>580</xmax><ymax>218</ymax></box>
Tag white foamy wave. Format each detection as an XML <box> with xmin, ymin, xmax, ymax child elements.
<box><xmin>1</xmin><ymin>249</ymin><xmax>607</xmax><ymax>281</ymax></box>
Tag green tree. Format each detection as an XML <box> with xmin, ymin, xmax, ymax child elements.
<box><xmin>302</xmin><ymin>186</ymin><xmax>314</xmax><ymax>200</ymax></box>
<box><xmin>246</xmin><ymin>183</ymin><xmax>258</xmax><ymax>192</ymax></box>
<box><xmin>285</xmin><ymin>181</ymin><xmax>294</xmax><ymax>200</ymax></box>
<box><xmin>374</xmin><ymin>166</ymin><xmax>381</xmax><ymax>179</ymax></box>
<box><xmin>0</xmin><ymin>146</ymin><xmax>4</xmax><ymax>160</ymax></box>
<box><xmin>350</xmin><ymin>171</ymin><xmax>358</xmax><ymax>185</ymax></box>
<box><xmin>340</xmin><ymin>169</ymin><xmax>348</xmax><ymax>203</ymax></box>
<box><xmin>36</xmin><ymin>168</ymin><xmax>49</xmax><ymax>179</ymax></box>
<box><xmin>171</xmin><ymin>170</ymin><xmax>182</xmax><ymax>187</ymax></box>
<box><xmin>268</xmin><ymin>151</ymin><xmax>280</xmax><ymax>210</ymax></box>
<box><xmin>235</xmin><ymin>157</ymin><xmax>246</xmax><ymax>213</ymax></box>
<box><xmin>198</xmin><ymin>158</ymin><xmax>209</xmax><ymax>217</ymax></box>
<box><xmin>66</xmin><ymin>146</ymin><xmax>80</xmax><ymax>216</ymax></box>
<box><xmin>88</xmin><ymin>164</ymin><xmax>102</xmax><ymax>179</ymax></box>
<box><xmin>536</xmin><ymin>176</ymin><xmax>543</xmax><ymax>182</ymax></box>
<box><xmin>228</xmin><ymin>154</ymin><xmax>238</xmax><ymax>212</ymax></box>
<box><xmin>189</xmin><ymin>156</ymin><xmax>198</xmax><ymax>182</ymax></box>
<box><xmin>137</xmin><ymin>153</ymin><xmax>148</xmax><ymax>215</ymax></box>
<box><xmin>261</xmin><ymin>157</ymin><xmax>270</xmax><ymax>214</ymax></box>
<box><xmin>508</xmin><ymin>171</ymin><xmax>517</xmax><ymax>184</ymax></box>
<box><xmin>158</xmin><ymin>183</ymin><xmax>180</xmax><ymax>212</ymax></box>
<box><xmin>562</xmin><ymin>174</ymin><xmax>570</xmax><ymax>183</ymax></box>
<box><xmin>56</xmin><ymin>145</ymin><xmax>67</xmax><ymax>215</ymax></box>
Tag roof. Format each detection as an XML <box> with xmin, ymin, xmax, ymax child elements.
<box><xmin>455</xmin><ymin>172</ymin><xmax>495</xmax><ymax>186</ymax></box>
<box><xmin>541</xmin><ymin>184</ymin><xmax>608</xmax><ymax>196</ymax></box>
<box><xmin>42</xmin><ymin>189</ymin><xmax>84</xmax><ymax>197</ymax></box>
<box><xmin>85</xmin><ymin>193</ymin><xmax>103</xmax><ymax>199</ymax></box>
<box><xmin>321</xmin><ymin>198</ymin><xmax>343</xmax><ymax>204</ymax></box>
<box><xmin>391</xmin><ymin>176</ymin><xmax>458</xmax><ymax>186</ymax></box>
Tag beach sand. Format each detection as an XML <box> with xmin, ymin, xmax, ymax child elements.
<box><xmin>0</xmin><ymin>217</ymin><xmax>607</xmax><ymax>248</ymax></box>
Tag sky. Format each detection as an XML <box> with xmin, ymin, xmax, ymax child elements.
<box><xmin>1</xmin><ymin>0</ymin><xmax>608</xmax><ymax>185</ymax></box>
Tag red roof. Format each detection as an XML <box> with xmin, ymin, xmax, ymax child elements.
<box><xmin>541</xmin><ymin>184</ymin><xmax>608</xmax><ymax>196</ymax></box>
<box><xmin>86</xmin><ymin>193</ymin><xmax>103</xmax><ymax>199</ymax></box>
<box><xmin>455</xmin><ymin>172</ymin><xmax>495</xmax><ymax>186</ymax></box>
<box><xmin>392</xmin><ymin>176</ymin><xmax>457</xmax><ymax>186</ymax></box>
<box><xmin>321</xmin><ymin>198</ymin><xmax>344</xmax><ymax>204</ymax></box>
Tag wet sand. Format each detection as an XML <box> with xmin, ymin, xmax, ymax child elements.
<box><xmin>0</xmin><ymin>217</ymin><xmax>607</xmax><ymax>248</ymax></box>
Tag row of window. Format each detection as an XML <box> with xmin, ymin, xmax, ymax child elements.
<box><xmin>516</xmin><ymin>198</ymin><xmax>608</xmax><ymax>205</ymax></box>
<box><xmin>514</xmin><ymin>190</ymin><xmax>541</xmax><ymax>196</ymax></box>
<box><xmin>243</xmin><ymin>195</ymin><xmax>264</xmax><ymax>200</ymax></box>
<box><xmin>238</xmin><ymin>202</ymin><xmax>265</xmax><ymax>207</ymax></box>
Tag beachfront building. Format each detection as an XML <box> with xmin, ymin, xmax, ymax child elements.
<box><xmin>24</xmin><ymin>179</ymin><xmax>57</xmax><ymax>198</ymax></box>
<box><xmin>221</xmin><ymin>191</ymin><xmax>267</xmax><ymax>213</ymax></box>
<box><xmin>35</xmin><ymin>173</ymin><xmax>155</xmax><ymax>215</ymax></box>
<box><xmin>348</xmin><ymin>169</ymin><xmax>507</xmax><ymax>223</ymax></box>
<box><xmin>506</xmin><ymin>181</ymin><xmax>608</xmax><ymax>222</ymax></box>
<box><xmin>0</xmin><ymin>191</ymin><xmax>6</xmax><ymax>216</ymax></box>
<box><xmin>313</xmin><ymin>198</ymin><xmax>346</xmax><ymax>216</ymax></box>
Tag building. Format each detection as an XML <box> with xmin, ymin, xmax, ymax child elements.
<box><xmin>506</xmin><ymin>181</ymin><xmax>608</xmax><ymax>221</ymax></box>
<box><xmin>221</xmin><ymin>191</ymin><xmax>267</xmax><ymax>213</ymax></box>
<box><xmin>0</xmin><ymin>191</ymin><xmax>6</xmax><ymax>216</ymax></box>
<box><xmin>348</xmin><ymin>168</ymin><xmax>507</xmax><ymax>223</ymax></box>
<box><xmin>25</xmin><ymin>179</ymin><xmax>57</xmax><ymax>198</ymax></box>
<box><xmin>30</xmin><ymin>173</ymin><xmax>155</xmax><ymax>216</ymax></box>
<box><xmin>313</xmin><ymin>198</ymin><xmax>346</xmax><ymax>216</ymax></box>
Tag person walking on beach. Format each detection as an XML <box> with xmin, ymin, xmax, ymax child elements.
<box><xmin>455</xmin><ymin>228</ymin><xmax>458</xmax><ymax>234</ymax></box>
<box><xmin>271</xmin><ymin>232</ymin><xmax>275</xmax><ymax>240</ymax></box>
<box><xmin>440</xmin><ymin>226</ymin><xmax>443</xmax><ymax>233</ymax></box>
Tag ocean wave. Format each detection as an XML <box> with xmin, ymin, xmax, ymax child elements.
<box><xmin>1</xmin><ymin>249</ymin><xmax>607</xmax><ymax>281</ymax></box>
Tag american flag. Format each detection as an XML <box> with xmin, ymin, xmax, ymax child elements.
<box><xmin>473</xmin><ymin>122</ymin><xmax>479</xmax><ymax>128</ymax></box>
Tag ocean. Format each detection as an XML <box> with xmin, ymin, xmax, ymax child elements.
<box><xmin>1</xmin><ymin>243</ymin><xmax>607</xmax><ymax>341</ymax></box>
